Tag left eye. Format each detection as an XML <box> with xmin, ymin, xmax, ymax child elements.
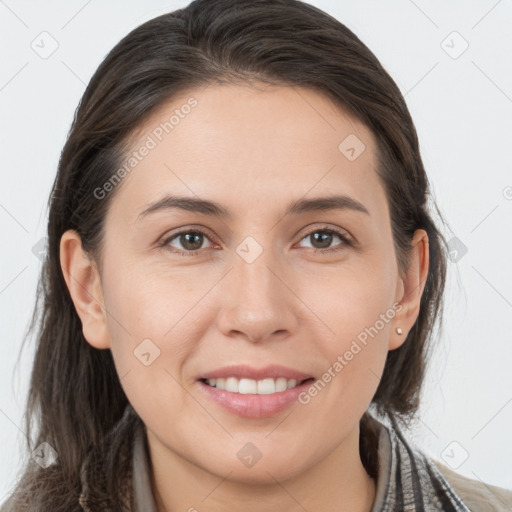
<box><xmin>297</xmin><ymin>228</ymin><xmax>350</xmax><ymax>252</ymax></box>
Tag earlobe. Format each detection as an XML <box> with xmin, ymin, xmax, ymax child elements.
<box><xmin>389</xmin><ymin>229</ymin><xmax>430</xmax><ymax>350</ymax></box>
<box><xmin>59</xmin><ymin>230</ymin><xmax>111</xmax><ymax>349</ymax></box>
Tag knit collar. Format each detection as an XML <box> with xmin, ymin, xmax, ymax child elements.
<box><xmin>369</xmin><ymin>415</ymin><xmax>470</xmax><ymax>511</ymax></box>
<box><xmin>78</xmin><ymin>405</ymin><xmax>470</xmax><ymax>512</ymax></box>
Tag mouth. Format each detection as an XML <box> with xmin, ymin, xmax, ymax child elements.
<box><xmin>196</xmin><ymin>376</ymin><xmax>316</xmax><ymax>418</ymax></box>
<box><xmin>198</xmin><ymin>376</ymin><xmax>315</xmax><ymax>395</ymax></box>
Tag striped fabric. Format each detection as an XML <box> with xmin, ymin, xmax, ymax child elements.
<box><xmin>371</xmin><ymin>415</ymin><xmax>471</xmax><ymax>511</ymax></box>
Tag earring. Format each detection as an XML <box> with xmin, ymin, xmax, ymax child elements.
<box><xmin>396</xmin><ymin>327</ymin><xmax>403</xmax><ymax>335</ymax></box>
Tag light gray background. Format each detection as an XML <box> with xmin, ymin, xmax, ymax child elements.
<box><xmin>1</xmin><ymin>0</ymin><xmax>511</xmax><ymax>501</ymax></box>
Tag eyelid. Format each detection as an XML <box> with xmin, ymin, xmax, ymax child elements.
<box><xmin>296</xmin><ymin>223</ymin><xmax>353</xmax><ymax>243</ymax></box>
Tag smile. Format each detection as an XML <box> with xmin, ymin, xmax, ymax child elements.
<box><xmin>201</xmin><ymin>376</ymin><xmax>312</xmax><ymax>394</ymax></box>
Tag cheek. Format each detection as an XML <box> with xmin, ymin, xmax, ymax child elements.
<box><xmin>101</xmin><ymin>251</ymin><xmax>208</xmax><ymax>342</ymax></box>
<box><xmin>305</xmin><ymin>252</ymin><xmax>397</xmax><ymax>341</ymax></box>
<box><xmin>100</xmin><ymin>267</ymin><xmax>195</xmax><ymax>425</ymax></box>
<box><xmin>99</xmin><ymin>254</ymin><xmax>219</xmax><ymax>400</ymax></box>
<box><xmin>298</xmin><ymin>300</ymin><xmax>392</xmax><ymax>435</ymax></box>
<box><xmin>299</xmin><ymin>255</ymin><xmax>396</xmax><ymax>406</ymax></box>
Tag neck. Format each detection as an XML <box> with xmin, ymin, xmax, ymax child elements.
<box><xmin>147</xmin><ymin>424</ymin><xmax>376</xmax><ymax>512</ymax></box>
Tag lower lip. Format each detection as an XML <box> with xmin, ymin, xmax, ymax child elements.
<box><xmin>197</xmin><ymin>379</ymin><xmax>314</xmax><ymax>419</ymax></box>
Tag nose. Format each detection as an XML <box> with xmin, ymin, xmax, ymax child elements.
<box><xmin>216</xmin><ymin>241</ymin><xmax>300</xmax><ymax>344</ymax></box>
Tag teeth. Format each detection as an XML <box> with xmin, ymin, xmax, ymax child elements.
<box><xmin>205</xmin><ymin>377</ymin><xmax>302</xmax><ymax>394</ymax></box>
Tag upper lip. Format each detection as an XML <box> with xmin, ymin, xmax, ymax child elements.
<box><xmin>199</xmin><ymin>364</ymin><xmax>314</xmax><ymax>382</ymax></box>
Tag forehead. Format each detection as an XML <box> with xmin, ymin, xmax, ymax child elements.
<box><xmin>109</xmin><ymin>83</ymin><xmax>387</xmax><ymax>222</ymax></box>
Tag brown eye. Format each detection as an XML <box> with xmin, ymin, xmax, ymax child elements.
<box><xmin>297</xmin><ymin>227</ymin><xmax>351</xmax><ymax>253</ymax></box>
<box><xmin>177</xmin><ymin>231</ymin><xmax>204</xmax><ymax>251</ymax></box>
<box><xmin>310</xmin><ymin>231</ymin><xmax>335</xmax><ymax>249</ymax></box>
<box><xmin>162</xmin><ymin>229</ymin><xmax>214</xmax><ymax>256</ymax></box>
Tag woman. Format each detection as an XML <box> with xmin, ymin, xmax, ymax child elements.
<box><xmin>2</xmin><ymin>0</ymin><xmax>511</xmax><ymax>510</ymax></box>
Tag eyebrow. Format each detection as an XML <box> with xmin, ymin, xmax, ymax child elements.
<box><xmin>137</xmin><ymin>194</ymin><xmax>370</xmax><ymax>221</ymax></box>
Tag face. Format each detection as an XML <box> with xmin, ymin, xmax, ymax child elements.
<box><xmin>63</xmin><ymin>83</ymin><xmax>423</xmax><ymax>484</ymax></box>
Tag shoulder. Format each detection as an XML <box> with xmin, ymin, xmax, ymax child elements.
<box><xmin>367</xmin><ymin>414</ymin><xmax>512</xmax><ymax>512</ymax></box>
<box><xmin>432</xmin><ymin>459</ymin><xmax>512</xmax><ymax>512</ymax></box>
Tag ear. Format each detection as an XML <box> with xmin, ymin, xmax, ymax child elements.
<box><xmin>389</xmin><ymin>229</ymin><xmax>429</xmax><ymax>350</ymax></box>
<box><xmin>60</xmin><ymin>229</ymin><xmax>111</xmax><ymax>349</ymax></box>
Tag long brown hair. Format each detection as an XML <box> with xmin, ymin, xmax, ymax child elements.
<box><xmin>3</xmin><ymin>0</ymin><xmax>447</xmax><ymax>509</ymax></box>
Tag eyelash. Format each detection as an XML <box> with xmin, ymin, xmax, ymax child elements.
<box><xmin>159</xmin><ymin>225</ymin><xmax>353</xmax><ymax>257</ymax></box>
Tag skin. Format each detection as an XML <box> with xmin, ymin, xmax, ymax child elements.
<box><xmin>60</xmin><ymin>83</ymin><xmax>429</xmax><ymax>512</ymax></box>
